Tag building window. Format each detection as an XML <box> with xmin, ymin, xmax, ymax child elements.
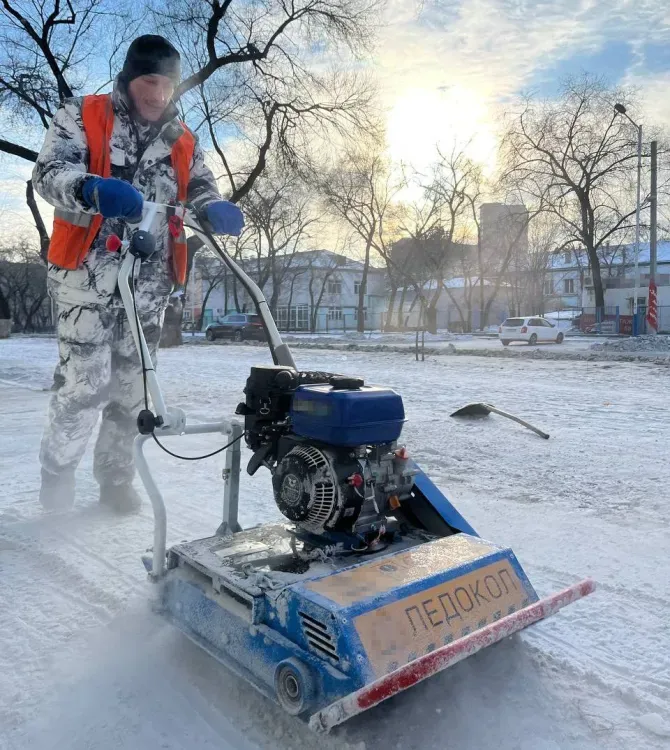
<box><xmin>354</xmin><ymin>280</ymin><xmax>364</xmax><ymax>295</ymax></box>
<box><xmin>563</xmin><ymin>251</ymin><xmax>572</xmax><ymax>264</ymax></box>
<box><xmin>328</xmin><ymin>307</ymin><xmax>342</xmax><ymax>321</ymax></box>
<box><xmin>563</xmin><ymin>278</ymin><xmax>575</xmax><ymax>294</ymax></box>
<box><xmin>354</xmin><ymin>307</ymin><xmax>368</xmax><ymax>321</ymax></box>
<box><xmin>276</xmin><ymin>304</ymin><xmax>309</xmax><ymax>330</ymax></box>
<box><xmin>296</xmin><ymin>304</ymin><xmax>309</xmax><ymax>330</ymax></box>
<box><xmin>276</xmin><ymin>306</ymin><xmax>288</xmax><ymax>329</ymax></box>
<box><xmin>328</xmin><ymin>280</ymin><xmax>342</xmax><ymax>295</ymax></box>
<box><xmin>544</xmin><ymin>281</ymin><xmax>553</xmax><ymax>296</ymax></box>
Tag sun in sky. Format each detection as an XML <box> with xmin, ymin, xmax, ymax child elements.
<box><xmin>385</xmin><ymin>85</ymin><xmax>500</xmax><ymax>176</ymax></box>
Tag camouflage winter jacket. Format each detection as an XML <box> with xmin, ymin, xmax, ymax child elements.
<box><xmin>32</xmin><ymin>80</ymin><xmax>221</xmax><ymax>311</ymax></box>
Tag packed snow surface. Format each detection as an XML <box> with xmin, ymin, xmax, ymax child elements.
<box><xmin>590</xmin><ymin>334</ymin><xmax>670</xmax><ymax>353</ymax></box>
<box><xmin>188</xmin><ymin>329</ymin><xmax>670</xmax><ymax>362</ymax></box>
<box><xmin>1</xmin><ymin>336</ymin><xmax>669</xmax><ymax>750</ymax></box>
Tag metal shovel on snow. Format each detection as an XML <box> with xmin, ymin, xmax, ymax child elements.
<box><xmin>450</xmin><ymin>402</ymin><xmax>550</xmax><ymax>440</ymax></box>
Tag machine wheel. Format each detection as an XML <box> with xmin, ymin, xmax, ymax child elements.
<box><xmin>206</xmin><ymin>329</ymin><xmax>215</xmax><ymax>342</ymax></box>
<box><xmin>274</xmin><ymin>658</ymin><xmax>316</xmax><ymax>716</ymax></box>
<box><xmin>556</xmin><ymin>332</ymin><xmax>564</xmax><ymax>344</ymax></box>
<box><xmin>529</xmin><ymin>334</ymin><xmax>538</xmax><ymax>346</ymax></box>
<box><xmin>501</xmin><ymin>340</ymin><xmax>510</xmax><ymax>346</ymax></box>
<box><xmin>234</xmin><ymin>330</ymin><xmax>243</xmax><ymax>342</ymax></box>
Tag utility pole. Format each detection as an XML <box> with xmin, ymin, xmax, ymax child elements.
<box><xmin>634</xmin><ymin>122</ymin><xmax>642</xmax><ymax>322</ymax></box>
<box><xmin>648</xmin><ymin>140</ymin><xmax>658</xmax><ymax>335</ymax></box>
<box><xmin>650</xmin><ymin>140</ymin><xmax>657</xmax><ymax>280</ymax></box>
<box><xmin>614</xmin><ymin>104</ymin><xmax>642</xmax><ymax>331</ymax></box>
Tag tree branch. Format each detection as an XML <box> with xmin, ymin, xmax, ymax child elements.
<box><xmin>0</xmin><ymin>138</ymin><xmax>38</xmax><ymax>162</ymax></box>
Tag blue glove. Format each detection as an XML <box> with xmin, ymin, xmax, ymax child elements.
<box><xmin>206</xmin><ymin>200</ymin><xmax>245</xmax><ymax>236</ymax></box>
<box><xmin>81</xmin><ymin>177</ymin><xmax>143</xmax><ymax>220</ymax></box>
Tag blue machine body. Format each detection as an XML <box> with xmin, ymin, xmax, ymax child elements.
<box><xmin>290</xmin><ymin>384</ymin><xmax>405</xmax><ymax>447</ymax></box>
<box><xmin>159</xmin><ymin>527</ymin><xmax>538</xmax><ymax>718</ymax></box>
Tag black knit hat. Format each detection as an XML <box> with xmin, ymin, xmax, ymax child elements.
<box><xmin>120</xmin><ymin>35</ymin><xmax>181</xmax><ymax>86</ymax></box>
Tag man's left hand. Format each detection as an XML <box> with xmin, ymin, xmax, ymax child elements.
<box><xmin>206</xmin><ymin>200</ymin><xmax>245</xmax><ymax>237</ymax></box>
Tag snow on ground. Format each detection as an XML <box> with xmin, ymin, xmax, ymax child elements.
<box><xmin>590</xmin><ymin>335</ymin><xmax>670</xmax><ymax>353</ymax></box>
<box><xmin>1</xmin><ymin>336</ymin><xmax>670</xmax><ymax>750</ymax></box>
<box><xmin>186</xmin><ymin>329</ymin><xmax>670</xmax><ymax>363</ymax></box>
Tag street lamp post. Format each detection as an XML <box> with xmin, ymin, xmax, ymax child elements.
<box><xmin>614</xmin><ymin>103</ymin><xmax>642</xmax><ymax>330</ymax></box>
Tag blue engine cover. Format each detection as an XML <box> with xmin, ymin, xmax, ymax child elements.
<box><xmin>290</xmin><ymin>384</ymin><xmax>405</xmax><ymax>446</ymax></box>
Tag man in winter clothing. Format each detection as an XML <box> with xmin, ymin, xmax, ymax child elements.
<box><xmin>33</xmin><ymin>35</ymin><xmax>244</xmax><ymax>513</ymax></box>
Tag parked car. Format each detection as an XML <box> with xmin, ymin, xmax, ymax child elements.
<box><xmin>205</xmin><ymin>313</ymin><xmax>265</xmax><ymax>342</ymax></box>
<box><xmin>499</xmin><ymin>316</ymin><xmax>565</xmax><ymax>346</ymax></box>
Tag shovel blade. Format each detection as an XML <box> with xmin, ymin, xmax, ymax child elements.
<box><xmin>450</xmin><ymin>402</ymin><xmax>493</xmax><ymax>418</ymax></box>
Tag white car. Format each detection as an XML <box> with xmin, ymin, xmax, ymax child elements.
<box><xmin>498</xmin><ymin>316</ymin><xmax>565</xmax><ymax>346</ymax></box>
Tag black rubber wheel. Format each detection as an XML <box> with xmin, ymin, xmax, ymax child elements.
<box><xmin>501</xmin><ymin>340</ymin><xmax>510</xmax><ymax>346</ymax></box>
<box><xmin>274</xmin><ymin>659</ymin><xmax>315</xmax><ymax>716</ymax></box>
<box><xmin>556</xmin><ymin>332</ymin><xmax>564</xmax><ymax>344</ymax></box>
<box><xmin>205</xmin><ymin>329</ymin><xmax>215</xmax><ymax>342</ymax></box>
<box><xmin>233</xmin><ymin>330</ymin><xmax>243</xmax><ymax>342</ymax></box>
<box><xmin>529</xmin><ymin>333</ymin><xmax>538</xmax><ymax>346</ymax></box>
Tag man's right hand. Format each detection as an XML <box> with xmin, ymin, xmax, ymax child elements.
<box><xmin>82</xmin><ymin>177</ymin><xmax>143</xmax><ymax>220</ymax></box>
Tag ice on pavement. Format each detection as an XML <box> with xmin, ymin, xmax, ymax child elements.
<box><xmin>1</xmin><ymin>336</ymin><xmax>669</xmax><ymax>750</ymax></box>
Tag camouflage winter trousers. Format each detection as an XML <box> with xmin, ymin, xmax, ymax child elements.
<box><xmin>40</xmin><ymin>299</ymin><xmax>162</xmax><ymax>486</ymax></box>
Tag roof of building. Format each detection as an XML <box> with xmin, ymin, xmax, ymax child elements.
<box><xmin>195</xmin><ymin>248</ymin><xmax>385</xmax><ymax>275</ymax></box>
<box><xmin>550</xmin><ymin>242</ymin><xmax>670</xmax><ymax>270</ymax></box>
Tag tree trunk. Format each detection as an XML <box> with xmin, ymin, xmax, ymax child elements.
<box><xmin>587</xmin><ymin>246</ymin><xmax>605</xmax><ymax>311</ymax></box>
<box><xmin>0</xmin><ymin>287</ymin><xmax>11</xmax><ymax>320</ymax></box>
<box><xmin>233</xmin><ymin>276</ymin><xmax>242</xmax><ymax>312</ymax></box>
<box><xmin>159</xmin><ymin>236</ymin><xmax>203</xmax><ymax>347</ymax></box>
<box><xmin>160</xmin><ymin>297</ymin><xmax>184</xmax><ymax>347</ymax></box>
<box><xmin>26</xmin><ymin>181</ymin><xmax>51</xmax><ymax>263</ymax></box>
<box><xmin>385</xmin><ymin>286</ymin><xmax>398</xmax><ymax>331</ymax></box>
<box><xmin>357</xmin><ymin>235</ymin><xmax>373</xmax><ymax>333</ymax></box>
<box><xmin>397</xmin><ymin>286</ymin><xmax>408</xmax><ymax>328</ymax></box>
<box><xmin>223</xmin><ymin>268</ymin><xmax>229</xmax><ymax>315</ymax></box>
<box><xmin>198</xmin><ymin>283</ymin><xmax>217</xmax><ymax>330</ymax></box>
<box><xmin>270</xmin><ymin>284</ymin><xmax>281</xmax><ymax>319</ymax></box>
<box><xmin>442</xmin><ymin>285</ymin><xmax>467</xmax><ymax>332</ymax></box>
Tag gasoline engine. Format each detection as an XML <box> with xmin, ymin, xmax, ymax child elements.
<box><xmin>236</xmin><ymin>365</ymin><xmax>417</xmax><ymax>550</ymax></box>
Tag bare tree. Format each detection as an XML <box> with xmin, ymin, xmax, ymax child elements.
<box><xmin>2</xmin><ymin>0</ymin><xmax>381</xmax><ymax>344</ymax></box>
<box><xmin>521</xmin><ymin>214</ymin><xmax>564</xmax><ymax>314</ymax></box>
<box><xmin>191</xmin><ymin>253</ymin><xmax>225</xmax><ymax>330</ymax></box>
<box><xmin>386</xmin><ymin>147</ymin><xmax>481</xmax><ymax>332</ymax></box>
<box><xmin>500</xmin><ymin>74</ymin><xmax>662</xmax><ymax>315</ymax></box>
<box><xmin>152</xmin><ymin>0</ymin><xmax>381</xmax><ymax>343</ymax></box>
<box><xmin>0</xmin><ymin>0</ymin><xmax>138</xmax><ymax>245</ymax></box>
<box><xmin>241</xmin><ymin>167</ymin><xmax>318</xmax><ymax>314</ymax></box>
<box><xmin>0</xmin><ymin>240</ymin><xmax>51</xmax><ymax>330</ymax></box>
<box><xmin>305</xmin><ymin>250</ymin><xmax>344</xmax><ymax>332</ymax></box>
<box><xmin>317</xmin><ymin>142</ymin><xmax>399</xmax><ymax>332</ymax></box>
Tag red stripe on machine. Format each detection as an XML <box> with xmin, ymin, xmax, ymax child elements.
<box><xmin>309</xmin><ymin>578</ymin><xmax>595</xmax><ymax>733</ymax></box>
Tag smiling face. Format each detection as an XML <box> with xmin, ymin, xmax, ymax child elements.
<box><xmin>127</xmin><ymin>74</ymin><xmax>175</xmax><ymax>122</ymax></box>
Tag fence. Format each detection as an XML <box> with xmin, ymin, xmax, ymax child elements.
<box><xmin>658</xmin><ymin>306</ymin><xmax>670</xmax><ymax>334</ymax></box>
<box><xmin>579</xmin><ymin>307</ymin><xmax>625</xmax><ymax>334</ymax></box>
<box><xmin>314</xmin><ymin>310</ymin><xmax>385</xmax><ymax>334</ymax></box>
<box><xmin>577</xmin><ymin>306</ymin><xmax>670</xmax><ymax>335</ymax></box>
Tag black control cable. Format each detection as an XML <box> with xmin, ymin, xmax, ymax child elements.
<box><xmin>129</xmin><ymin>255</ymin><xmax>244</xmax><ymax>461</ymax></box>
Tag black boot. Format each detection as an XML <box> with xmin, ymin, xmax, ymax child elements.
<box><xmin>99</xmin><ymin>482</ymin><xmax>143</xmax><ymax>514</ymax></box>
<box><xmin>39</xmin><ymin>468</ymin><xmax>75</xmax><ymax>511</ymax></box>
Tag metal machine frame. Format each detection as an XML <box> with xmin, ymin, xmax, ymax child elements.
<box><xmin>116</xmin><ymin>202</ymin><xmax>250</xmax><ymax>578</ymax></box>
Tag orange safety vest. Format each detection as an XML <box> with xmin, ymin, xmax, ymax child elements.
<box><xmin>47</xmin><ymin>93</ymin><xmax>195</xmax><ymax>285</ymax></box>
